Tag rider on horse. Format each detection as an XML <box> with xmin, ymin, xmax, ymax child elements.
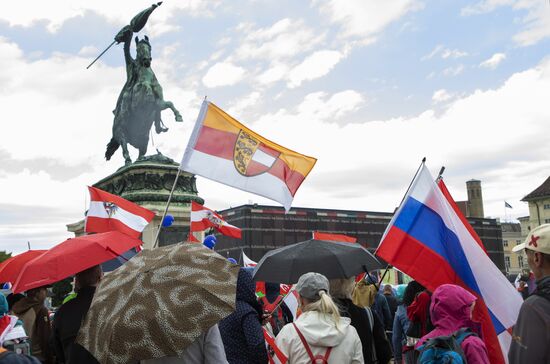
<box><xmin>105</xmin><ymin>6</ymin><xmax>182</xmax><ymax>165</ymax></box>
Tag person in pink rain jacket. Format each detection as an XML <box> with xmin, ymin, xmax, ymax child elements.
<box><xmin>416</xmin><ymin>284</ymin><xmax>489</xmax><ymax>364</ymax></box>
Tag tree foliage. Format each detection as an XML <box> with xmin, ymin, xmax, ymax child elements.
<box><xmin>0</xmin><ymin>251</ymin><xmax>12</xmax><ymax>264</ymax></box>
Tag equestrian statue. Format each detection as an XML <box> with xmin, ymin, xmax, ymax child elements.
<box><xmin>101</xmin><ymin>2</ymin><xmax>183</xmax><ymax>165</ymax></box>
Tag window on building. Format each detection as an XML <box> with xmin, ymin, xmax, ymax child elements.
<box><xmin>503</xmin><ymin>240</ymin><xmax>508</xmax><ymax>247</ymax></box>
<box><xmin>518</xmin><ymin>255</ymin><xmax>524</xmax><ymax>268</ymax></box>
<box><xmin>516</xmin><ymin>240</ymin><xmax>522</xmax><ymax>245</ymax></box>
<box><xmin>545</xmin><ymin>219</ymin><xmax>550</xmax><ymax>224</ymax></box>
<box><xmin>544</xmin><ymin>204</ymin><xmax>550</xmax><ymax>210</ymax></box>
<box><xmin>505</xmin><ymin>256</ymin><xmax>511</xmax><ymax>270</ymax></box>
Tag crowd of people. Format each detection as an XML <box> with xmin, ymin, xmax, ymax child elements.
<box><xmin>1</xmin><ymin>224</ymin><xmax>549</xmax><ymax>363</ymax></box>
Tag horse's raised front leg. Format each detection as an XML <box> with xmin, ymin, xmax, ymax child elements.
<box><xmin>160</xmin><ymin>100</ymin><xmax>183</xmax><ymax>122</ymax></box>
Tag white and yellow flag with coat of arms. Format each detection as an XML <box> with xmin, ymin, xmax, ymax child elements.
<box><xmin>180</xmin><ymin>101</ymin><xmax>317</xmax><ymax>211</ymax></box>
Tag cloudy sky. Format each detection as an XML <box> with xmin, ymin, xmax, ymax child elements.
<box><xmin>1</xmin><ymin>0</ymin><xmax>550</xmax><ymax>254</ymax></box>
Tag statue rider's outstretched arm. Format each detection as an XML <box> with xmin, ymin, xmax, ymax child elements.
<box><xmin>114</xmin><ymin>25</ymin><xmax>134</xmax><ymax>73</ymax></box>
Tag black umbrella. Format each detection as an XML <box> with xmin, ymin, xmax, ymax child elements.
<box><xmin>252</xmin><ymin>239</ymin><xmax>383</xmax><ymax>284</ymax></box>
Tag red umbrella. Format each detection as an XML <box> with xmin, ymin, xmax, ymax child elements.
<box><xmin>12</xmin><ymin>231</ymin><xmax>142</xmax><ymax>293</ymax></box>
<box><xmin>0</xmin><ymin>250</ymin><xmax>47</xmax><ymax>284</ymax></box>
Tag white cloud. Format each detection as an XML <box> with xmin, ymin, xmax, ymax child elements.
<box><xmin>227</xmin><ymin>91</ymin><xmax>262</xmax><ymax>116</ymax></box>
<box><xmin>318</xmin><ymin>0</ymin><xmax>423</xmax><ymax>40</ymax></box>
<box><xmin>432</xmin><ymin>89</ymin><xmax>453</xmax><ymax>103</ymax></box>
<box><xmin>202</xmin><ymin>62</ymin><xmax>246</xmax><ymax>88</ymax></box>
<box><xmin>461</xmin><ymin>0</ymin><xmax>514</xmax><ymax>15</ymax></box>
<box><xmin>235</xmin><ymin>18</ymin><xmax>325</xmax><ymax>61</ymax></box>
<box><xmin>287</xmin><ymin>50</ymin><xmax>344</xmax><ymax>88</ymax></box>
<box><xmin>257</xmin><ymin>63</ymin><xmax>289</xmax><ymax>85</ymax></box>
<box><xmin>0</xmin><ymin>0</ymin><xmax>221</xmax><ymax>33</ymax></box>
<box><xmin>442</xmin><ymin>64</ymin><xmax>465</xmax><ymax>77</ymax></box>
<box><xmin>295</xmin><ymin>90</ymin><xmax>365</xmax><ymax>120</ymax></box>
<box><xmin>462</xmin><ymin>1</ymin><xmax>550</xmax><ymax>46</ymax></box>
<box><xmin>441</xmin><ymin>49</ymin><xmax>468</xmax><ymax>59</ymax></box>
<box><xmin>422</xmin><ymin>45</ymin><xmax>468</xmax><ymax>60</ymax></box>
<box><xmin>235</xmin><ymin>59</ymin><xmax>550</xmax><ymax>221</ymax></box>
<box><xmin>480</xmin><ymin>53</ymin><xmax>506</xmax><ymax>69</ymax></box>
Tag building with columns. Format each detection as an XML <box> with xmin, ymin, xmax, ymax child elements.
<box><xmin>521</xmin><ymin>176</ymin><xmax>550</xmax><ymax>230</ymax></box>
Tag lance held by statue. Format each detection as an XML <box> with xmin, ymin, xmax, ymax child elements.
<box><xmin>103</xmin><ymin>2</ymin><xmax>183</xmax><ymax>165</ymax></box>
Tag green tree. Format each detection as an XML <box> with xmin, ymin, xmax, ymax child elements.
<box><xmin>0</xmin><ymin>251</ymin><xmax>12</xmax><ymax>264</ymax></box>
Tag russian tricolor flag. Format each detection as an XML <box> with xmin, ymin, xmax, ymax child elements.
<box><xmin>376</xmin><ymin>164</ymin><xmax>522</xmax><ymax>364</ymax></box>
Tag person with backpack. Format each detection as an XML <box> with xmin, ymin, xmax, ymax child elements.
<box><xmin>401</xmin><ymin>281</ymin><xmax>431</xmax><ymax>364</ymax></box>
<box><xmin>508</xmin><ymin>224</ymin><xmax>550</xmax><ymax>363</ymax></box>
<box><xmin>276</xmin><ymin>272</ymin><xmax>363</xmax><ymax>364</ymax></box>
<box><xmin>330</xmin><ymin>277</ymin><xmax>392</xmax><ymax>364</ymax></box>
<box><xmin>416</xmin><ymin>284</ymin><xmax>489</xmax><ymax>364</ymax></box>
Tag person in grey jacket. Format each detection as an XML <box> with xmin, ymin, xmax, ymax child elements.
<box><xmin>140</xmin><ymin>325</ymin><xmax>228</xmax><ymax>364</ymax></box>
<box><xmin>508</xmin><ymin>224</ymin><xmax>550</xmax><ymax>364</ymax></box>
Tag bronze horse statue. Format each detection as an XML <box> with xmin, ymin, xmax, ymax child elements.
<box><xmin>106</xmin><ymin>25</ymin><xmax>182</xmax><ymax>165</ymax></box>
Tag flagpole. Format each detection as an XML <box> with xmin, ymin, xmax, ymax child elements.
<box><xmin>436</xmin><ymin>166</ymin><xmax>445</xmax><ymax>181</ymax></box>
<box><xmin>376</xmin><ymin>157</ymin><xmax>426</xmax><ymax>283</ymax></box>
<box><xmin>267</xmin><ymin>286</ymin><xmax>296</xmax><ymax>317</ymax></box>
<box><xmin>152</xmin><ymin>168</ymin><xmax>182</xmax><ymax>248</ymax></box>
<box><xmin>375</xmin><ymin>266</ymin><xmax>392</xmax><ymax>291</ymax></box>
<box><xmin>398</xmin><ymin>157</ymin><xmax>426</xmax><ymax>207</ymax></box>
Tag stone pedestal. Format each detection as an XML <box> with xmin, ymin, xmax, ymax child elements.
<box><xmin>67</xmin><ymin>154</ymin><xmax>203</xmax><ymax>249</ymax></box>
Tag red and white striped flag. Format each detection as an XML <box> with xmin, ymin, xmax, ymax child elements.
<box><xmin>263</xmin><ymin>327</ymin><xmax>287</xmax><ymax>364</ymax></box>
<box><xmin>85</xmin><ymin>187</ymin><xmax>155</xmax><ymax>238</ymax></box>
<box><xmin>191</xmin><ymin>201</ymin><xmax>242</xmax><ymax>239</ymax></box>
<box><xmin>242</xmin><ymin>251</ymin><xmax>257</xmax><ymax>267</ymax></box>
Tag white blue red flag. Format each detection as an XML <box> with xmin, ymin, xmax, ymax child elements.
<box><xmin>376</xmin><ymin>164</ymin><xmax>522</xmax><ymax>364</ymax></box>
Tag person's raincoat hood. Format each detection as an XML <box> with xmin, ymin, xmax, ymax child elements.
<box><xmin>236</xmin><ymin>268</ymin><xmax>262</xmax><ymax>314</ymax></box>
<box><xmin>430</xmin><ymin>284</ymin><xmax>477</xmax><ymax>333</ymax></box>
<box><xmin>295</xmin><ymin>311</ymin><xmax>353</xmax><ymax>347</ymax></box>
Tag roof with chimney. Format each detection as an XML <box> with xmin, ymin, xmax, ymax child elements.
<box><xmin>522</xmin><ymin>176</ymin><xmax>550</xmax><ymax>201</ymax></box>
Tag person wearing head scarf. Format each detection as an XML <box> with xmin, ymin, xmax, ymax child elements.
<box><xmin>416</xmin><ymin>284</ymin><xmax>489</xmax><ymax>364</ymax></box>
<box><xmin>218</xmin><ymin>268</ymin><xmax>268</xmax><ymax>364</ymax></box>
<box><xmin>276</xmin><ymin>272</ymin><xmax>363</xmax><ymax>364</ymax></box>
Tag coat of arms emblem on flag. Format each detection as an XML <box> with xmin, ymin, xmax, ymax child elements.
<box><xmin>234</xmin><ymin>130</ymin><xmax>280</xmax><ymax>176</ymax></box>
<box><xmin>103</xmin><ymin>202</ymin><xmax>118</xmax><ymax>218</ymax></box>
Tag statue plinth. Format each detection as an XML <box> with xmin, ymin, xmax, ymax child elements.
<box><xmin>67</xmin><ymin>154</ymin><xmax>203</xmax><ymax>249</ymax></box>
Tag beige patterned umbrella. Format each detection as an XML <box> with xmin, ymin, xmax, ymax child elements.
<box><xmin>77</xmin><ymin>242</ymin><xmax>239</xmax><ymax>364</ymax></box>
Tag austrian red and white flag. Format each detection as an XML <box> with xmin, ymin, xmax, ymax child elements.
<box><xmin>180</xmin><ymin>101</ymin><xmax>317</xmax><ymax>211</ymax></box>
<box><xmin>191</xmin><ymin>201</ymin><xmax>242</xmax><ymax>239</ymax></box>
<box><xmin>85</xmin><ymin>186</ymin><xmax>155</xmax><ymax>238</ymax></box>
<box><xmin>242</xmin><ymin>251</ymin><xmax>257</xmax><ymax>267</ymax></box>
<box><xmin>263</xmin><ymin>327</ymin><xmax>287</xmax><ymax>364</ymax></box>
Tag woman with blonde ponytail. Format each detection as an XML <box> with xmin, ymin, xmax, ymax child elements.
<box><xmin>276</xmin><ymin>273</ymin><xmax>363</xmax><ymax>364</ymax></box>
